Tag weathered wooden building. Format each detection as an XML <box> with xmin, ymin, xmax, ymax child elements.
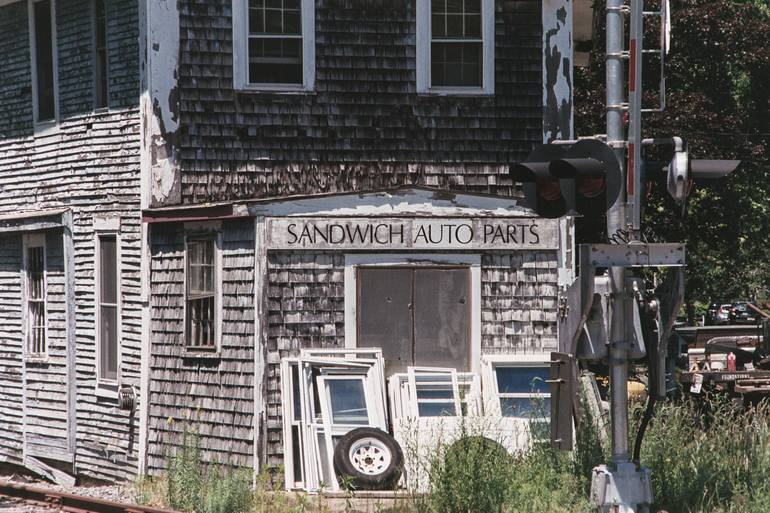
<box><xmin>0</xmin><ymin>0</ymin><xmax>575</xmax><ymax>484</ymax></box>
<box><xmin>0</xmin><ymin>0</ymin><xmax>142</xmax><ymax>483</ymax></box>
<box><xmin>140</xmin><ymin>0</ymin><xmax>575</xmax><ymax>478</ymax></box>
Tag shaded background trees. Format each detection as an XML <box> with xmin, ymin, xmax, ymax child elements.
<box><xmin>574</xmin><ymin>0</ymin><xmax>770</xmax><ymax>305</ymax></box>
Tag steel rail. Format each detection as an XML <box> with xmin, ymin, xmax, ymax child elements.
<box><xmin>0</xmin><ymin>480</ymin><xmax>181</xmax><ymax>513</ymax></box>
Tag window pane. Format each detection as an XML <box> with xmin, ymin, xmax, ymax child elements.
<box><xmin>357</xmin><ymin>268</ymin><xmax>413</xmax><ymax>375</ymax></box>
<box><xmin>291</xmin><ymin>425</ymin><xmax>303</xmax><ymax>483</ymax></box>
<box><xmin>249</xmin><ymin>7</ymin><xmax>265</xmax><ymax>33</ymax></box>
<box><xmin>418</xmin><ymin>402</ymin><xmax>457</xmax><ymax>417</ymax></box>
<box><xmin>327</xmin><ymin>379</ymin><xmax>368</xmax><ymax>425</ymax></box>
<box><xmin>34</xmin><ymin>0</ymin><xmax>55</xmax><ymax>121</ymax></box>
<box><xmin>291</xmin><ymin>363</ymin><xmax>302</xmax><ymax>420</ymax></box>
<box><xmin>500</xmin><ymin>397</ymin><xmax>550</xmax><ymax>418</ymax></box>
<box><xmin>94</xmin><ymin>0</ymin><xmax>108</xmax><ymax>108</ymax></box>
<box><xmin>413</xmin><ymin>269</ymin><xmax>469</xmax><ymax>370</ymax></box>
<box><xmin>495</xmin><ymin>367</ymin><xmax>549</xmax><ymax>394</ymax></box>
<box><xmin>248</xmin><ymin>37</ymin><xmax>303</xmax><ymax>84</ymax></box>
<box><xmin>431</xmin><ymin>42</ymin><xmax>482</xmax><ymax>87</ymax></box>
<box><xmin>100</xmin><ymin>304</ymin><xmax>118</xmax><ymax>380</ymax></box>
<box><xmin>99</xmin><ymin>236</ymin><xmax>117</xmax><ymax>303</ymax></box>
<box><xmin>465</xmin><ymin>13</ymin><xmax>481</xmax><ymax>38</ymax></box>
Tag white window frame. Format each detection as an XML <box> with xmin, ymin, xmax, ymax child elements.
<box><xmin>28</xmin><ymin>0</ymin><xmax>60</xmax><ymax>130</ymax></box>
<box><xmin>481</xmin><ymin>354</ymin><xmax>551</xmax><ymax>419</ymax></box>
<box><xmin>416</xmin><ymin>0</ymin><xmax>495</xmax><ymax>95</ymax></box>
<box><xmin>183</xmin><ymin>229</ymin><xmax>223</xmax><ymax>354</ymax></box>
<box><xmin>344</xmin><ymin>253</ymin><xmax>482</xmax><ymax>374</ymax></box>
<box><xmin>232</xmin><ymin>0</ymin><xmax>315</xmax><ymax>92</ymax></box>
<box><xmin>91</xmin><ymin>0</ymin><xmax>109</xmax><ymax>111</ymax></box>
<box><xmin>94</xmin><ymin>227</ymin><xmax>122</xmax><ymax>396</ymax></box>
<box><xmin>22</xmin><ymin>233</ymin><xmax>48</xmax><ymax>361</ymax></box>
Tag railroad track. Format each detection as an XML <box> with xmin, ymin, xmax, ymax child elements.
<box><xmin>0</xmin><ymin>480</ymin><xmax>180</xmax><ymax>513</ymax></box>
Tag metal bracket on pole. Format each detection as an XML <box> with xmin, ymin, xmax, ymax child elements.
<box><xmin>583</xmin><ymin>243</ymin><xmax>686</xmax><ymax>268</ymax></box>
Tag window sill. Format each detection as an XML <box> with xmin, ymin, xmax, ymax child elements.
<box><xmin>234</xmin><ymin>84</ymin><xmax>315</xmax><ymax>95</ymax></box>
<box><xmin>95</xmin><ymin>384</ymin><xmax>120</xmax><ymax>401</ymax></box>
<box><xmin>418</xmin><ymin>87</ymin><xmax>494</xmax><ymax>97</ymax></box>
<box><xmin>33</xmin><ymin>119</ymin><xmax>60</xmax><ymax>137</ymax></box>
<box><xmin>182</xmin><ymin>349</ymin><xmax>221</xmax><ymax>360</ymax></box>
<box><xmin>25</xmin><ymin>356</ymin><xmax>49</xmax><ymax>365</ymax></box>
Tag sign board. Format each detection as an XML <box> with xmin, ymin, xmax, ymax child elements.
<box><xmin>267</xmin><ymin>217</ymin><xmax>560</xmax><ymax>251</ymax></box>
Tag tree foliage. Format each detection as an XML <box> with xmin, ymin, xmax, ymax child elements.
<box><xmin>575</xmin><ymin>0</ymin><xmax>770</xmax><ymax>303</ymax></box>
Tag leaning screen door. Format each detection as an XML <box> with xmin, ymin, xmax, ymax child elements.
<box><xmin>357</xmin><ymin>267</ymin><xmax>470</xmax><ymax>375</ymax></box>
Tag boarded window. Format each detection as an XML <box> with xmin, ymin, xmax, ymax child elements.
<box><xmin>94</xmin><ymin>0</ymin><xmax>108</xmax><ymax>109</ymax></box>
<box><xmin>98</xmin><ymin>235</ymin><xmax>118</xmax><ymax>381</ymax></box>
<box><xmin>247</xmin><ymin>0</ymin><xmax>303</xmax><ymax>84</ymax></box>
<box><xmin>357</xmin><ymin>267</ymin><xmax>470</xmax><ymax>375</ymax></box>
<box><xmin>26</xmin><ymin>245</ymin><xmax>46</xmax><ymax>356</ymax></box>
<box><xmin>33</xmin><ymin>0</ymin><xmax>56</xmax><ymax>121</ymax></box>
<box><xmin>186</xmin><ymin>238</ymin><xmax>217</xmax><ymax>349</ymax></box>
<box><xmin>430</xmin><ymin>0</ymin><xmax>482</xmax><ymax>87</ymax></box>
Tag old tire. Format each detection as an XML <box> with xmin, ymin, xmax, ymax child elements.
<box><xmin>445</xmin><ymin>436</ymin><xmax>511</xmax><ymax>464</ymax></box>
<box><xmin>333</xmin><ymin>427</ymin><xmax>403</xmax><ymax>490</ymax></box>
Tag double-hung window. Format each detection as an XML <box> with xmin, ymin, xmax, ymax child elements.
<box><xmin>417</xmin><ymin>0</ymin><xmax>494</xmax><ymax>94</ymax></box>
<box><xmin>25</xmin><ymin>236</ymin><xmax>47</xmax><ymax>358</ymax></box>
<box><xmin>96</xmin><ymin>234</ymin><xmax>119</xmax><ymax>385</ymax></box>
<box><xmin>185</xmin><ymin>236</ymin><xmax>219</xmax><ymax>351</ymax></box>
<box><xmin>93</xmin><ymin>0</ymin><xmax>108</xmax><ymax>109</ymax></box>
<box><xmin>232</xmin><ymin>0</ymin><xmax>315</xmax><ymax>91</ymax></box>
<box><xmin>29</xmin><ymin>0</ymin><xmax>58</xmax><ymax>124</ymax></box>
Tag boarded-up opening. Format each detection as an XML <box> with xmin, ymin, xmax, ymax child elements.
<box><xmin>357</xmin><ymin>267</ymin><xmax>470</xmax><ymax>375</ymax></box>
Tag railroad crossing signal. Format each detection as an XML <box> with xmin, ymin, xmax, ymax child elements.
<box><xmin>510</xmin><ymin>139</ymin><xmax>622</xmax><ymax>219</ymax></box>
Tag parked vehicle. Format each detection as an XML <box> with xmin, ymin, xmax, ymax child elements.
<box><xmin>730</xmin><ymin>302</ymin><xmax>758</xmax><ymax>325</ymax></box>
<box><xmin>706</xmin><ymin>303</ymin><xmax>722</xmax><ymax>325</ymax></box>
<box><xmin>714</xmin><ymin>304</ymin><xmax>732</xmax><ymax>325</ymax></box>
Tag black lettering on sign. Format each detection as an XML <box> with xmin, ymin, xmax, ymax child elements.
<box><xmin>483</xmin><ymin>224</ymin><xmax>495</xmax><ymax>243</ymax></box>
<box><xmin>529</xmin><ymin>224</ymin><xmax>540</xmax><ymax>245</ymax></box>
<box><xmin>413</xmin><ymin>225</ymin><xmax>429</xmax><ymax>244</ymax></box>
<box><xmin>391</xmin><ymin>224</ymin><xmax>405</xmax><ymax>244</ymax></box>
<box><xmin>287</xmin><ymin>223</ymin><xmax>298</xmax><ymax>244</ymax></box>
<box><xmin>456</xmin><ymin>224</ymin><xmax>473</xmax><ymax>244</ymax></box>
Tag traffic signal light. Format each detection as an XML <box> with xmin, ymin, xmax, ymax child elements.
<box><xmin>645</xmin><ymin>138</ymin><xmax>741</xmax><ymax>215</ymax></box>
<box><xmin>510</xmin><ymin>139</ymin><xmax>622</xmax><ymax>219</ymax></box>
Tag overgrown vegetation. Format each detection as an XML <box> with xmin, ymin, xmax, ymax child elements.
<box><xmin>134</xmin><ymin>397</ymin><xmax>770</xmax><ymax>513</ymax></box>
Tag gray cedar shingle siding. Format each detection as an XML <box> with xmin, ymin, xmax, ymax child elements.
<box><xmin>262</xmin><ymin>249</ymin><xmax>558</xmax><ymax>465</ymax></box>
<box><xmin>0</xmin><ymin>0</ymin><xmax>142</xmax><ymax>482</ymax></box>
<box><xmin>176</xmin><ymin>0</ymin><xmax>543</xmax><ymax>204</ymax></box>
<box><xmin>147</xmin><ymin>220</ymin><xmax>255</xmax><ymax>473</ymax></box>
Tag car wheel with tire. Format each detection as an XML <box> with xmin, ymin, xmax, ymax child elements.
<box><xmin>332</xmin><ymin>427</ymin><xmax>404</xmax><ymax>490</ymax></box>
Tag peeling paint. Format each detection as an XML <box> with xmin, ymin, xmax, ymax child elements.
<box><xmin>543</xmin><ymin>0</ymin><xmax>574</xmax><ymax>143</ymax></box>
<box><xmin>139</xmin><ymin>0</ymin><xmax>181</xmax><ymax>208</ymax></box>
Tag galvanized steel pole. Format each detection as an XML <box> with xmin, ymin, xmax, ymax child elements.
<box><xmin>605</xmin><ymin>0</ymin><xmax>631</xmax><ymax>464</ymax></box>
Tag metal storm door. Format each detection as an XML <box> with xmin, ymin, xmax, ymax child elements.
<box><xmin>357</xmin><ymin>267</ymin><xmax>471</xmax><ymax>375</ymax></box>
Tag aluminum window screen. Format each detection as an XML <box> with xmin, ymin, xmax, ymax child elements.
<box><xmin>186</xmin><ymin>238</ymin><xmax>216</xmax><ymax>349</ymax></box>
<box><xmin>248</xmin><ymin>0</ymin><xmax>303</xmax><ymax>84</ymax></box>
<box><xmin>26</xmin><ymin>246</ymin><xmax>46</xmax><ymax>356</ymax></box>
<box><xmin>357</xmin><ymin>267</ymin><xmax>470</xmax><ymax>375</ymax></box>
<box><xmin>98</xmin><ymin>235</ymin><xmax>118</xmax><ymax>381</ymax></box>
<box><xmin>34</xmin><ymin>0</ymin><xmax>56</xmax><ymax>121</ymax></box>
<box><xmin>430</xmin><ymin>0</ymin><xmax>482</xmax><ymax>87</ymax></box>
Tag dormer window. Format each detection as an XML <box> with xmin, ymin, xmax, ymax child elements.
<box><xmin>417</xmin><ymin>0</ymin><xmax>495</xmax><ymax>95</ymax></box>
<box><xmin>232</xmin><ymin>0</ymin><xmax>315</xmax><ymax>91</ymax></box>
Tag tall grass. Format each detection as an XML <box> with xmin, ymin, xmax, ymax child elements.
<box><xmin>636</xmin><ymin>396</ymin><xmax>770</xmax><ymax>513</ymax></box>
<box><xmin>133</xmin><ymin>396</ymin><xmax>770</xmax><ymax>513</ymax></box>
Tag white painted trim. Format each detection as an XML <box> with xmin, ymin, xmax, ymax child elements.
<box><xmin>232</xmin><ymin>0</ymin><xmax>315</xmax><ymax>92</ymax></box>
<box><xmin>94</xmin><ymin>230</ymin><xmax>122</xmax><ymax>392</ymax></box>
<box><xmin>22</xmin><ymin>233</ymin><xmax>49</xmax><ymax>361</ymax></box>
<box><xmin>480</xmin><ymin>354</ymin><xmax>551</xmax><ymax>417</ymax></box>
<box><xmin>137</xmin><ymin>222</ymin><xmax>151</xmax><ymax>474</ymax></box>
<box><xmin>344</xmin><ymin>253</ymin><xmax>482</xmax><ymax>374</ymax></box>
<box><xmin>28</xmin><ymin>0</ymin><xmax>60</xmax><ymax>128</ymax></box>
<box><xmin>416</xmin><ymin>0</ymin><xmax>495</xmax><ymax>95</ymax></box>
<box><xmin>182</xmin><ymin>229</ymin><xmax>223</xmax><ymax>353</ymax></box>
